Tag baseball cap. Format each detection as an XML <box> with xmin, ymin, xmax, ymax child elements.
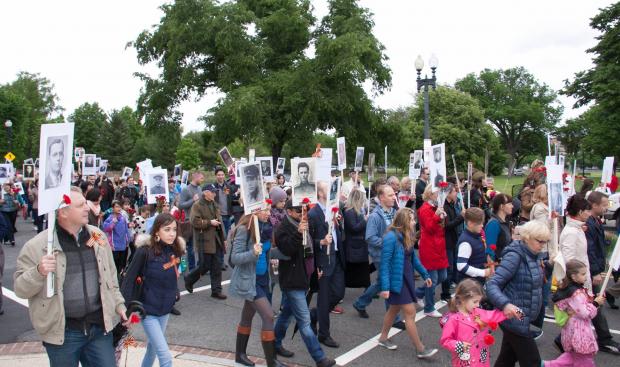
<box><xmin>284</xmin><ymin>199</ymin><xmax>301</xmax><ymax>210</ymax></box>
<box><xmin>203</xmin><ymin>183</ymin><xmax>218</xmax><ymax>193</ymax></box>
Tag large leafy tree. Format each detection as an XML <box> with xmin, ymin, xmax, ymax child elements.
<box><xmin>175</xmin><ymin>137</ymin><xmax>202</xmax><ymax>170</ymax></box>
<box><xmin>69</xmin><ymin>102</ymin><xmax>107</xmax><ymax>153</ymax></box>
<box><xmin>132</xmin><ymin>0</ymin><xmax>390</xmax><ymax>161</ymax></box>
<box><xmin>99</xmin><ymin>109</ymin><xmax>136</xmax><ymax>169</ymax></box>
<box><xmin>563</xmin><ymin>2</ymin><xmax>620</xmax><ymax>160</ymax></box>
<box><xmin>0</xmin><ymin>86</ymin><xmax>29</xmax><ymax>161</ymax></box>
<box><xmin>456</xmin><ymin>67</ymin><xmax>562</xmax><ymax>174</ymax></box>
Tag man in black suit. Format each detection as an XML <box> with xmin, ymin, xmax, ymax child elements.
<box><xmin>307</xmin><ymin>181</ymin><xmax>345</xmax><ymax>349</ymax></box>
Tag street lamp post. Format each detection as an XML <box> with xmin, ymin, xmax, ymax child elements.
<box><xmin>415</xmin><ymin>55</ymin><xmax>438</xmax><ymax>165</ymax></box>
<box><xmin>4</xmin><ymin>120</ymin><xmax>13</xmax><ymax>152</ymax></box>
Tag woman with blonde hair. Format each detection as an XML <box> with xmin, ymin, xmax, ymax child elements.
<box><xmin>377</xmin><ymin>208</ymin><xmax>437</xmax><ymax>359</ymax></box>
<box><xmin>344</xmin><ymin>189</ymin><xmax>370</xmax><ymax>288</ymax></box>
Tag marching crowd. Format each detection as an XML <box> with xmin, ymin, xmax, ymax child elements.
<box><xmin>2</xmin><ymin>158</ymin><xmax>620</xmax><ymax>367</ymax></box>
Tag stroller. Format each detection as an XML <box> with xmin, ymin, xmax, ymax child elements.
<box><xmin>112</xmin><ymin>301</ymin><xmax>145</xmax><ymax>367</ymax></box>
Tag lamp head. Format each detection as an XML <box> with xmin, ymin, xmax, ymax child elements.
<box><xmin>4</xmin><ymin>120</ymin><xmax>12</xmax><ymax>128</ymax></box>
<box><xmin>414</xmin><ymin>55</ymin><xmax>424</xmax><ymax>72</ymax></box>
<box><xmin>429</xmin><ymin>54</ymin><xmax>439</xmax><ymax>69</ymax></box>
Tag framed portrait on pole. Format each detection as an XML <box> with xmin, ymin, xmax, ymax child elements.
<box><xmin>354</xmin><ymin>147</ymin><xmax>364</xmax><ymax>172</ymax></box>
<box><xmin>368</xmin><ymin>153</ymin><xmax>376</xmax><ymax>182</ymax></box>
<box><xmin>239</xmin><ymin>162</ymin><xmax>266</xmax><ymax>215</ymax></box>
<box><xmin>145</xmin><ymin>169</ymin><xmax>169</xmax><ymax>204</ymax></box>
<box><xmin>257</xmin><ymin>157</ymin><xmax>274</xmax><ymax>182</ymax></box>
<box><xmin>337</xmin><ymin>137</ymin><xmax>346</xmax><ymax>171</ymax></box>
<box><xmin>291</xmin><ymin>157</ymin><xmax>317</xmax><ymax>205</ymax></box>
<box><xmin>23</xmin><ymin>164</ymin><xmax>35</xmax><ymax>181</ymax></box>
<box><xmin>430</xmin><ymin>143</ymin><xmax>447</xmax><ymax>188</ymax></box>
<box><xmin>38</xmin><ymin>122</ymin><xmax>75</xmax><ymax>215</ymax></box>
<box><xmin>121</xmin><ymin>167</ymin><xmax>133</xmax><ymax>180</ymax></box>
<box><xmin>98</xmin><ymin>159</ymin><xmax>108</xmax><ymax>175</ymax></box>
<box><xmin>276</xmin><ymin>157</ymin><xmax>285</xmax><ymax>175</ymax></box>
<box><xmin>218</xmin><ymin>146</ymin><xmax>234</xmax><ymax>168</ymax></box>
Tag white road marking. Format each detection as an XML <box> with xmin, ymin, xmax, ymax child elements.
<box><xmin>179</xmin><ymin>279</ymin><xmax>231</xmax><ymax>296</ymax></box>
<box><xmin>1</xmin><ymin>287</ymin><xmax>29</xmax><ymax>307</ymax></box>
<box><xmin>334</xmin><ymin>300</ymin><xmax>448</xmax><ymax>366</ymax></box>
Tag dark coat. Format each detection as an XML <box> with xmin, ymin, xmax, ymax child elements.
<box><xmin>343</xmin><ymin>208</ymin><xmax>367</xmax><ymax>263</ymax></box>
<box><xmin>443</xmin><ymin>200</ymin><xmax>464</xmax><ymax>251</ymax></box>
<box><xmin>308</xmin><ymin>204</ymin><xmax>344</xmax><ymax>277</ymax></box>
<box><xmin>585</xmin><ymin>216</ymin><xmax>607</xmax><ymax>277</ymax></box>
<box><xmin>415</xmin><ymin>179</ymin><xmax>426</xmax><ymax>210</ymax></box>
<box><xmin>275</xmin><ymin>215</ymin><xmax>309</xmax><ymax>290</ymax></box>
<box><xmin>486</xmin><ymin>240</ymin><xmax>543</xmax><ymax>336</ymax></box>
<box><xmin>190</xmin><ymin>198</ymin><xmax>225</xmax><ymax>254</ymax></box>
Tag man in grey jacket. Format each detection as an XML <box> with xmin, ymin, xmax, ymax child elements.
<box><xmin>178</xmin><ymin>172</ymin><xmax>204</xmax><ymax>271</ymax></box>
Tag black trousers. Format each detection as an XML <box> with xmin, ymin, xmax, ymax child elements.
<box><xmin>592</xmin><ymin>284</ymin><xmax>614</xmax><ymax>345</ymax></box>
<box><xmin>112</xmin><ymin>249</ymin><xmax>128</xmax><ymax>275</ymax></box>
<box><xmin>495</xmin><ymin>327</ymin><xmax>541</xmax><ymax>367</ymax></box>
<box><xmin>312</xmin><ymin>256</ymin><xmax>345</xmax><ymax>339</ymax></box>
<box><xmin>186</xmin><ymin>249</ymin><xmax>223</xmax><ymax>294</ymax></box>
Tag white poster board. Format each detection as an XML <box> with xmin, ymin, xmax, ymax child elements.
<box><xmin>336</xmin><ymin>137</ymin><xmax>346</xmax><ymax>171</ymax></box>
<box><xmin>354</xmin><ymin>147</ymin><xmax>364</xmax><ymax>172</ymax></box>
<box><xmin>82</xmin><ymin>154</ymin><xmax>97</xmax><ymax>176</ymax></box>
<box><xmin>408</xmin><ymin>150</ymin><xmax>423</xmax><ymax>179</ymax></box>
<box><xmin>326</xmin><ymin>176</ymin><xmax>341</xmax><ymax>223</ymax></box>
<box><xmin>368</xmin><ymin>153</ymin><xmax>376</xmax><ymax>182</ymax></box>
<box><xmin>249</xmin><ymin>149</ymin><xmax>256</xmax><ymax>163</ymax></box>
<box><xmin>257</xmin><ymin>157</ymin><xmax>275</xmax><ymax>182</ymax></box>
<box><xmin>181</xmin><ymin>170</ymin><xmax>189</xmax><ymax>185</ymax></box>
<box><xmin>545</xmin><ymin>155</ymin><xmax>556</xmax><ymax>167</ymax></box>
<box><xmin>239</xmin><ymin>162</ymin><xmax>266</xmax><ymax>215</ymax></box>
<box><xmin>276</xmin><ymin>157</ymin><xmax>285</xmax><ymax>175</ymax></box>
<box><xmin>547</xmin><ymin>164</ymin><xmax>565</xmax><ymax>218</ymax></box>
<box><xmin>38</xmin><ymin>123</ymin><xmax>75</xmax><ymax>215</ymax></box>
<box><xmin>173</xmin><ymin>164</ymin><xmax>182</xmax><ymax>180</ymax></box>
<box><xmin>145</xmin><ymin>168</ymin><xmax>169</xmax><ymax>204</ymax></box>
<box><xmin>315</xmin><ymin>148</ymin><xmax>333</xmax><ymax>184</ymax></box>
<box><xmin>121</xmin><ymin>167</ymin><xmax>133</xmax><ymax>180</ymax></box>
<box><xmin>23</xmin><ymin>164</ymin><xmax>35</xmax><ymax>181</ymax></box>
<box><xmin>602</xmin><ymin>156</ymin><xmax>615</xmax><ymax>184</ymax></box>
<box><xmin>430</xmin><ymin>143</ymin><xmax>447</xmax><ymax>189</ymax></box>
<box><xmin>218</xmin><ymin>147</ymin><xmax>234</xmax><ymax>168</ymax></box>
<box><xmin>291</xmin><ymin>157</ymin><xmax>317</xmax><ymax>205</ymax></box>
<box><xmin>136</xmin><ymin>159</ymin><xmax>153</xmax><ymax>181</ymax></box>
<box><xmin>98</xmin><ymin>159</ymin><xmax>108</xmax><ymax>175</ymax></box>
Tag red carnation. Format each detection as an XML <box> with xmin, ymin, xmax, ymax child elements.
<box><xmin>488</xmin><ymin>321</ymin><xmax>498</xmax><ymax>330</ymax></box>
<box><xmin>331</xmin><ymin>207</ymin><xmax>339</xmax><ymax>213</ymax></box>
<box><xmin>490</xmin><ymin>244</ymin><xmax>497</xmax><ymax>251</ymax></box>
<box><xmin>130</xmin><ymin>313</ymin><xmax>141</xmax><ymax>324</ymax></box>
<box><xmin>439</xmin><ymin>181</ymin><xmax>449</xmax><ymax>188</ymax></box>
<box><xmin>265</xmin><ymin>199</ymin><xmax>273</xmax><ymax>205</ymax></box>
<box><xmin>563</xmin><ymin>187</ymin><xmax>570</xmax><ymax>192</ymax></box>
<box><xmin>302</xmin><ymin>197</ymin><xmax>310</xmax><ymax>204</ymax></box>
<box><xmin>62</xmin><ymin>194</ymin><xmax>71</xmax><ymax>205</ymax></box>
<box><xmin>484</xmin><ymin>334</ymin><xmax>495</xmax><ymax>345</ymax></box>
<box><xmin>136</xmin><ymin>276</ymin><xmax>143</xmax><ymax>285</ymax></box>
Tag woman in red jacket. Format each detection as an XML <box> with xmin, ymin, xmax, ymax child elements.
<box><xmin>415</xmin><ymin>185</ymin><xmax>448</xmax><ymax>317</ymax></box>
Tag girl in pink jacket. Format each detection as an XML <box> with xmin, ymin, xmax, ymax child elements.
<box><xmin>440</xmin><ymin>279</ymin><xmax>513</xmax><ymax>366</ymax></box>
<box><xmin>544</xmin><ymin>259</ymin><xmax>605</xmax><ymax>367</ymax></box>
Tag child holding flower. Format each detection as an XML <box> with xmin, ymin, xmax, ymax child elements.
<box><xmin>440</xmin><ymin>279</ymin><xmax>514</xmax><ymax>366</ymax></box>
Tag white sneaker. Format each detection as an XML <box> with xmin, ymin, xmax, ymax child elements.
<box><xmin>424</xmin><ymin>310</ymin><xmax>442</xmax><ymax>318</ymax></box>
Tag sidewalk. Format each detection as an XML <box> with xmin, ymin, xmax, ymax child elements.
<box><xmin>0</xmin><ymin>342</ymin><xmax>276</xmax><ymax>367</ymax></box>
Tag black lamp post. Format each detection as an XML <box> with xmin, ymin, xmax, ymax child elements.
<box><xmin>415</xmin><ymin>55</ymin><xmax>438</xmax><ymax>140</ymax></box>
<box><xmin>4</xmin><ymin>120</ymin><xmax>12</xmax><ymax>152</ymax></box>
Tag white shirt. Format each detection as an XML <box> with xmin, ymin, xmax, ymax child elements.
<box><xmin>341</xmin><ymin>178</ymin><xmax>366</xmax><ymax>199</ymax></box>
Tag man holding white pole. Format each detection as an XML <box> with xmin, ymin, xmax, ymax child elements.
<box><xmin>14</xmin><ymin>187</ymin><xmax>128</xmax><ymax>366</ymax></box>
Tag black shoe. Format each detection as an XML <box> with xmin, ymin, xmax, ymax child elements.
<box><xmin>318</xmin><ymin>336</ymin><xmax>340</xmax><ymax>348</ymax></box>
<box><xmin>184</xmin><ymin>275</ymin><xmax>194</xmax><ymax>294</ymax></box>
<box><xmin>353</xmin><ymin>304</ymin><xmax>369</xmax><ymax>319</ymax></box>
<box><xmin>553</xmin><ymin>337</ymin><xmax>564</xmax><ymax>353</ymax></box>
<box><xmin>261</xmin><ymin>339</ymin><xmax>288</xmax><ymax>367</ymax></box>
<box><xmin>10</xmin><ymin>241</ymin><xmax>15</xmax><ymax>247</ymax></box>
<box><xmin>170</xmin><ymin>307</ymin><xmax>181</xmax><ymax>316</ymax></box>
<box><xmin>275</xmin><ymin>346</ymin><xmax>294</xmax><ymax>358</ymax></box>
<box><xmin>236</xmin><ymin>332</ymin><xmax>255</xmax><ymax>366</ymax></box>
<box><xmin>392</xmin><ymin>321</ymin><xmax>406</xmax><ymax>330</ymax></box>
<box><xmin>600</xmin><ymin>341</ymin><xmax>620</xmax><ymax>355</ymax></box>
<box><xmin>211</xmin><ymin>293</ymin><xmax>227</xmax><ymax>300</ymax></box>
<box><xmin>606</xmin><ymin>291</ymin><xmax>619</xmax><ymax>310</ymax></box>
<box><xmin>316</xmin><ymin>357</ymin><xmax>336</xmax><ymax>367</ymax></box>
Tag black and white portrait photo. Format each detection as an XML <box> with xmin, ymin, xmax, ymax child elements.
<box><xmin>368</xmin><ymin>153</ymin><xmax>376</xmax><ymax>182</ymax></box>
<box><xmin>354</xmin><ymin>147</ymin><xmax>364</xmax><ymax>172</ymax></box>
<box><xmin>430</xmin><ymin>143</ymin><xmax>447</xmax><ymax>188</ymax></box>
<box><xmin>549</xmin><ymin>182</ymin><xmax>564</xmax><ymax>214</ymax></box>
<box><xmin>173</xmin><ymin>164</ymin><xmax>182</xmax><ymax>179</ymax></box>
<box><xmin>291</xmin><ymin>157</ymin><xmax>317</xmax><ymax>205</ymax></box>
<box><xmin>146</xmin><ymin>169</ymin><xmax>169</xmax><ymax>204</ymax></box>
<box><xmin>44</xmin><ymin>136</ymin><xmax>67</xmax><ymax>189</ymax></box>
<box><xmin>98</xmin><ymin>159</ymin><xmax>108</xmax><ymax>174</ymax></box>
<box><xmin>121</xmin><ymin>167</ymin><xmax>133</xmax><ymax>180</ymax></box>
<box><xmin>23</xmin><ymin>164</ymin><xmax>35</xmax><ymax>180</ymax></box>
<box><xmin>218</xmin><ymin>147</ymin><xmax>234</xmax><ymax>168</ymax></box>
<box><xmin>337</xmin><ymin>137</ymin><xmax>347</xmax><ymax>171</ymax></box>
<box><xmin>82</xmin><ymin>153</ymin><xmax>97</xmax><ymax>176</ymax></box>
<box><xmin>38</xmin><ymin>122</ymin><xmax>74</xmax><ymax>215</ymax></box>
<box><xmin>95</xmin><ymin>157</ymin><xmax>101</xmax><ymax>171</ymax></box>
<box><xmin>276</xmin><ymin>157</ymin><xmax>285</xmax><ymax>175</ymax></box>
<box><xmin>239</xmin><ymin>162</ymin><xmax>265</xmax><ymax>214</ymax></box>
<box><xmin>74</xmin><ymin>147</ymin><xmax>84</xmax><ymax>161</ymax></box>
<box><xmin>181</xmin><ymin>170</ymin><xmax>189</xmax><ymax>185</ymax></box>
<box><xmin>0</xmin><ymin>164</ymin><xmax>10</xmax><ymax>183</ymax></box>
<box><xmin>257</xmin><ymin>157</ymin><xmax>274</xmax><ymax>182</ymax></box>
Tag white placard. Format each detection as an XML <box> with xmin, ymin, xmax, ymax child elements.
<box><xmin>257</xmin><ymin>157</ymin><xmax>275</xmax><ymax>182</ymax></box>
<box><xmin>291</xmin><ymin>157</ymin><xmax>317</xmax><ymax>206</ymax></box>
<box><xmin>316</xmin><ymin>148</ymin><xmax>333</xmax><ymax>184</ymax></box>
<box><xmin>547</xmin><ymin>164</ymin><xmax>564</xmax><ymax>218</ymax></box>
<box><xmin>354</xmin><ymin>147</ymin><xmax>364</xmax><ymax>172</ymax></box>
<box><xmin>38</xmin><ymin>123</ymin><xmax>75</xmax><ymax>215</ymax></box>
<box><xmin>173</xmin><ymin>164</ymin><xmax>182</xmax><ymax>179</ymax></box>
<box><xmin>98</xmin><ymin>159</ymin><xmax>108</xmax><ymax>175</ymax></box>
<box><xmin>336</xmin><ymin>137</ymin><xmax>346</xmax><ymax>171</ymax></box>
<box><xmin>218</xmin><ymin>147</ymin><xmax>234</xmax><ymax>168</ymax></box>
<box><xmin>136</xmin><ymin>159</ymin><xmax>153</xmax><ymax>181</ymax></box>
<box><xmin>368</xmin><ymin>153</ymin><xmax>376</xmax><ymax>182</ymax></box>
<box><xmin>82</xmin><ymin>154</ymin><xmax>97</xmax><ymax>176</ymax></box>
<box><xmin>23</xmin><ymin>164</ymin><xmax>35</xmax><ymax>181</ymax></box>
<box><xmin>430</xmin><ymin>143</ymin><xmax>447</xmax><ymax>189</ymax></box>
<box><xmin>239</xmin><ymin>162</ymin><xmax>266</xmax><ymax>215</ymax></box>
<box><xmin>276</xmin><ymin>157</ymin><xmax>285</xmax><ymax>175</ymax></box>
<box><xmin>121</xmin><ymin>167</ymin><xmax>133</xmax><ymax>180</ymax></box>
<box><xmin>145</xmin><ymin>169</ymin><xmax>169</xmax><ymax>204</ymax></box>
<box><xmin>408</xmin><ymin>150</ymin><xmax>423</xmax><ymax>179</ymax></box>
<box><xmin>249</xmin><ymin>149</ymin><xmax>256</xmax><ymax>163</ymax></box>
<box><xmin>602</xmin><ymin>156</ymin><xmax>615</xmax><ymax>184</ymax></box>
<box><xmin>544</xmin><ymin>155</ymin><xmax>556</xmax><ymax>167</ymax></box>
<box><xmin>181</xmin><ymin>170</ymin><xmax>189</xmax><ymax>185</ymax></box>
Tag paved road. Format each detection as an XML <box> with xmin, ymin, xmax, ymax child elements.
<box><xmin>2</xmin><ymin>217</ymin><xmax>620</xmax><ymax>366</ymax></box>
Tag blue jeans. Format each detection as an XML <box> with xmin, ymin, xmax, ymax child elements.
<box><xmin>274</xmin><ymin>289</ymin><xmax>325</xmax><ymax>363</ymax></box>
<box><xmin>353</xmin><ymin>272</ymin><xmax>401</xmax><ymax>322</ymax></box>
<box><xmin>141</xmin><ymin>314</ymin><xmax>172</xmax><ymax>367</ymax></box>
<box><xmin>416</xmin><ymin>268</ymin><xmax>447</xmax><ymax>313</ymax></box>
<box><xmin>43</xmin><ymin>325</ymin><xmax>115</xmax><ymax>367</ymax></box>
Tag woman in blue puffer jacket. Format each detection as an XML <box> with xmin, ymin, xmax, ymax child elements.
<box><xmin>486</xmin><ymin>220</ymin><xmax>549</xmax><ymax>367</ymax></box>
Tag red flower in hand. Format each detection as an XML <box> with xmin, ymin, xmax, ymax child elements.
<box><xmin>484</xmin><ymin>334</ymin><xmax>495</xmax><ymax>345</ymax></box>
<box><xmin>490</xmin><ymin>244</ymin><xmax>497</xmax><ymax>251</ymax></box>
<box><xmin>302</xmin><ymin>197</ymin><xmax>310</xmax><ymax>204</ymax></box>
<box><xmin>136</xmin><ymin>277</ymin><xmax>143</xmax><ymax>285</ymax></box>
<box><xmin>265</xmin><ymin>199</ymin><xmax>273</xmax><ymax>205</ymax></box>
<box><xmin>63</xmin><ymin>194</ymin><xmax>71</xmax><ymax>205</ymax></box>
<box><xmin>439</xmin><ymin>181</ymin><xmax>449</xmax><ymax>188</ymax></box>
<box><xmin>130</xmin><ymin>313</ymin><xmax>141</xmax><ymax>324</ymax></box>
<box><xmin>488</xmin><ymin>321</ymin><xmax>498</xmax><ymax>331</ymax></box>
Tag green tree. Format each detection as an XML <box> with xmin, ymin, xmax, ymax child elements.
<box><xmin>175</xmin><ymin>136</ymin><xmax>202</xmax><ymax>170</ymax></box>
<box><xmin>132</xmin><ymin>0</ymin><xmax>390</xmax><ymax>161</ymax></box>
<box><xmin>0</xmin><ymin>86</ymin><xmax>30</xmax><ymax>161</ymax></box>
<box><xmin>69</xmin><ymin>102</ymin><xmax>107</xmax><ymax>153</ymax></box>
<box><xmin>98</xmin><ymin>109</ymin><xmax>135</xmax><ymax>169</ymax></box>
<box><xmin>456</xmin><ymin>67</ymin><xmax>562</xmax><ymax>175</ymax></box>
<box><xmin>563</xmin><ymin>3</ymin><xmax>620</xmax><ymax>160</ymax></box>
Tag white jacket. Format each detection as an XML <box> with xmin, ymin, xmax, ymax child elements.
<box><xmin>559</xmin><ymin>216</ymin><xmax>591</xmax><ymax>292</ymax></box>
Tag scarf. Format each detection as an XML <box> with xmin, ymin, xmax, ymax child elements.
<box><xmin>87</xmin><ymin>200</ymin><xmax>101</xmax><ymax>216</ymax></box>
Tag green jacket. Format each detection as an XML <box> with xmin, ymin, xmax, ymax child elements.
<box><xmin>14</xmin><ymin>225</ymin><xmax>126</xmax><ymax>345</ymax></box>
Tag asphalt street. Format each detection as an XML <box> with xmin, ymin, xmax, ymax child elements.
<box><xmin>2</xmin><ymin>217</ymin><xmax>620</xmax><ymax>366</ymax></box>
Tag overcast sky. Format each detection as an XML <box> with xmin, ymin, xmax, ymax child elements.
<box><xmin>0</xmin><ymin>0</ymin><xmax>613</xmax><ymax>133</ymax></box>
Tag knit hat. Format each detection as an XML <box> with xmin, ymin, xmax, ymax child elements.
<box><xmin>269</xmin><ymin>186</ymin><xmax>287</xmax><ymax>204</ymax></box>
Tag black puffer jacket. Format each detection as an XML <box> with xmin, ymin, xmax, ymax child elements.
<box><xmin>343</xmin><ymin>208</ymin><xmax>367</xmax><ymax>263</ymax></box>
<box><xmin>275</xmin><ymin>216</ymin><xmax>310</xmax><ymax>290</ymax></box>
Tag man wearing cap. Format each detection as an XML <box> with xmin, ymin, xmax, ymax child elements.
<box><xmin>150</xmin><ymin>174</ymin><xmax>166</xmax><ymax>195</ymax></box>
<box><xmin>273</xmin><ymin>199</ymin><xmax>336</xmax><ymax>367</ymax></box>
<box><xmin>185</xmin><ymin>183</ymin><xmax>227</xmax><ymax>299</ymax></box>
